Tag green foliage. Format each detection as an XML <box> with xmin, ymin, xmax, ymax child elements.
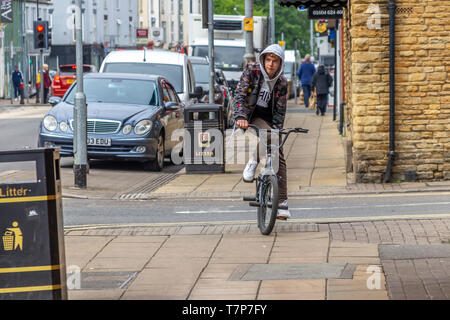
<box><xmin>214</xmin><ymin>1</ymin><xmax>312</xmax><ymax>56</ymax></box>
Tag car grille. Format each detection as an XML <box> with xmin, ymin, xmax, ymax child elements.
<box><xmin>57</xmin><ymin>143</ymin><xmax>133</xmax><ymax>153</ymax></box>
<box><xmin>70</xmin><ymin>119</ymin><xmax>121</xmax><ymax>134</ymax></box>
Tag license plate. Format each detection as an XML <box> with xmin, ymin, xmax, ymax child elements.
<box><xmin>87</xmin><ymin>137</ymin><xmax>111</xmax><ymax>146</ymax></box>
<box><xmin>66</xmin><ymin>79</ymin><xmax>75</xmax><ymax>84</ymax></box>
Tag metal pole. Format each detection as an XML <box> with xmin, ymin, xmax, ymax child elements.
<box><xmin>269</xmin><ymin>0</ymin><xmax>275</xmax><ymax>44</ymax></box>
<box><xmin>21</xmin><ymin>0</ymin><xmax>28</xmax><ymax>104</ymax></box>
<box><xmin>74</xmin><ymin>0</ymin><xmax>87</xmax><ymax>188</ymax></box>
<box><xmin>333</xmin><ymin>21</ymin><xmax>338</xmax><ymax>121</ymax></box>
<box><xmin>39</xmin><ymin>50</ymin><xmax>44</xmax><ymax>103</ymax></box>
<box><xmin>294</xmin><ymin>39</ymin><xmax>298</xmax><ymax>105</ymax></box>
<box><xmin>208</xmin><ymin>0</ymin><xmax>214</xmax><ymax>104</ymax></box>
<box><xmin>310</xmin><ymin>20</ymin><xmax>314</xmax><ymax>56</ymax></box>
<box><xmin>243</xmin><ymin>0</ymin><xmax>255</xmax><ymax>66</ymax></box>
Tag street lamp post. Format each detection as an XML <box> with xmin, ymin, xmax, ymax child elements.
<box><xmin>269</xmin><ymin>0</ymin><xmax>275</xmax><ymax>44</ymax></box>
<box><xmin>73</xmin><ymin>0</ymin><xmax>87</xmax><ymax>188</ymax></box>
<box><xmin>244</xmin><ymin>0</ymin><xmax>255</xmax><ymax>66</ymax></box>
<box><xmin>208</xmin><ymin>0</ymin><xmax>214</xmax><ymax>104</ymax></box>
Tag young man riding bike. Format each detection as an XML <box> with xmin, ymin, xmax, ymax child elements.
<box><xmin>233</xmin><ymin>44</ymin><xmax>290</xmax><ymax>220</ymax></box>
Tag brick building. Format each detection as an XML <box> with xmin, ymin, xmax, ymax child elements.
<box><xmin>279</xmin><ymin>0</ymin><xmax>450</xmax><ymax>183</ymax></box>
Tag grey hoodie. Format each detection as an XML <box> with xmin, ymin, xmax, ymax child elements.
<box><xmin>259</xmin><ymin>44</ymin><xmax>285</xmax><ymax>92</ymax></box>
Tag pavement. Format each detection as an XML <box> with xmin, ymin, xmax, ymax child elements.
<box><xmin>2</xmin><ymin>98</ymin><xmax>450</xmax><ymax>300</ymax></box>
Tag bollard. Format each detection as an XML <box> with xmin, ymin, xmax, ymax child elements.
<box><xmin>0</xmin><ymin>148</ymin><xmax>67</xmax><ymax>300</ymax></box>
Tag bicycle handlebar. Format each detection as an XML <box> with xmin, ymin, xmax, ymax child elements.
<box><xmin>244</xmin><ymin>124</ymin><xmax>309</xmax><ymax>149</ymax></box>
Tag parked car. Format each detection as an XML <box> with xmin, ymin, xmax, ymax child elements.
<box><xmin>188</xmin><ymin>56</ymin><xmax>234</xmax><ymax>128</ymax></box>
<box><xmin>99</xmin><ymin>49</ymin><xmax>203</xmax><ymax>106</ymax></box>
<box><xmin>39</xmin><ymin>73</ymin><xmax>184</xmax><ymax>171</ymax></box>
<box><xmin>51</xmin><ymin>64</ymin><xmax>97</xmax><ymax>97</ymax></box>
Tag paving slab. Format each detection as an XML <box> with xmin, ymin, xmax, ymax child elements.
<box><xmin>379</xmin><ymin>244</ymin><xmax>450</xmax><ymax>260</ymax></box>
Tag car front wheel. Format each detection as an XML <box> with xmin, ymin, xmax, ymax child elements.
<box><xmin>145</xmin><ymin>134</ymin><xmax>164</xmax><ymax>171</ymax></box>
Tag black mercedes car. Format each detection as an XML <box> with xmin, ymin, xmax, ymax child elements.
<box><xmin>38</xmin><ymin>73</ymin><xmax>187</xmax><ymax>171</ymax></box>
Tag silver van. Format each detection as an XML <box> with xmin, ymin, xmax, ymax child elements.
<box><xmin>99</xmin><ymin>50</ymin><xmax>202</xmax><ymax>105</ymax></box>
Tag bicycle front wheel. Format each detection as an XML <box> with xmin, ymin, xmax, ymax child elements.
<box><xmin>257</xmin><ymin>175</ymin><xmax>279</xmax><ymax>235</ymax></box>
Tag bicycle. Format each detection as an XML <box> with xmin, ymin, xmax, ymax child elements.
<box><xmin>240</xmin><ymin>124</ymin><xmax>309</xmax><ymax>235</ymax></box>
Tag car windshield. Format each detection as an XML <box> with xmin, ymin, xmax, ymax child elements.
<box><xmin>284</xmin><ymin>62</ymin><xmax>293</xmax><ymax>76</ymax></box>
<box><xmin>192</xmin><ymin>63</ymin><xmax>210</xmax><ymax>84</ymax></box>
<box><xmin>65</xmin><ymin>78</ymin><xmax>159</xmax><ymax>106</ymax></box>
<box><xmin>193</xmin><ymin>46</ymin><xmax>245</xmax><ymax>71</ymax></box>
<box><xmin>103</xmin><ymin>63</ymin><xmax>184</xmax><ymax>93</ymax></box>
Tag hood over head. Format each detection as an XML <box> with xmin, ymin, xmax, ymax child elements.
<box><xmin>259</xmin><ymin>44</ymin><xmax>285</xmax><ymax>92</ymax></box>
<box><xmin>318</xmin><ymin>65</ymin><xmax>326</xmax><ymax>74</ymax></box>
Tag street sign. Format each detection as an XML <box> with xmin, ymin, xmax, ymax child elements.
<box><xmin>298</xmin><ymin>6</ymin><xmax>307</xmax><ymax>12</ymax></box>
<box><xmin>244</xmin><ymin>17</ymin><xmax>254</xmax><ymax>31</ymax></box>
<box><xmin>315</xmin><ymin>21</ymin><xmax>328</xmax><ymax>34</ymax></box>
<box><xmin>308</xmin><ymin>7</ymin><xmax>344</xmax><ymax>19</ymax></box>
<box><xmin>0</xmin><ymin>0</ymin><xmax>13</xmax><ymax>23</ymax></box>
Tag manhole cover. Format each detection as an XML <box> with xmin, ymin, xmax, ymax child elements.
<box><xmin>229</xmin><ymin>263</ymin><xmax>355</xmax><ymax>281</ymax></box>
<box><xmin>379</xmin><ymin>244</ymin><xmax>450</xmax><ymax>260</ymax></box>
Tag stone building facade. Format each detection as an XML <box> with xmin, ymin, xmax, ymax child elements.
<box><xmin>342</xmin><ymin>0</ymin><xmax>450</xmax><ymax>182</ymax></box>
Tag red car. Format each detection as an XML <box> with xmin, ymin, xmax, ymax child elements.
<box><xmin>51</xmin><ymin>64</ymin><xmax>97</xmax><ymax>97</ymax></box>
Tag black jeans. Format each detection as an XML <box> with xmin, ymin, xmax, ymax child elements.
<box><xmin>317</xmin><ymin>94</ymin><xmax>328</xmax><ymax>115</ymax></box>
<box><xmin>13</xmin><ymin>84</ymin><xmax>21</xmax><ymax>98</ymax></box>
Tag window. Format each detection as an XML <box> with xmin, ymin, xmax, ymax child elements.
<box><xmin>171</xmin><ymin>21</ymin><xmax>174</xmax><ymax>43</ymax></box>
<box><xmin>103</xmin><ymin>63</ymin><xmax>184</xmax><ymax>93</ymax></box>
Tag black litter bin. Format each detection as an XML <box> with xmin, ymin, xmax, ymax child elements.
<box><xmin>0</xmin><ymin>148</ymin><xmax>67</xmax><ymax>300</ymax></box>
<box><xmin>184</xmin><ymin>103</ymin><xmax>225</xmax><ymax>174</ymax></box>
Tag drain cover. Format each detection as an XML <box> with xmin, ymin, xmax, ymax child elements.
<box><xmin>379</xmin><ymin>244</ymin><xmax>450</xmax><ymax>260</ymax></box>
<box><xmin>229</xmin><ymin>263</ymin><xmax>356</xmax><ymax>281</ymax></box>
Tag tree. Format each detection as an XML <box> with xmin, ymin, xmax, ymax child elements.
<box><xmin>214</xmin><ymin>1</ymin><xmax>311</xmax><ymax>56</ymax></box>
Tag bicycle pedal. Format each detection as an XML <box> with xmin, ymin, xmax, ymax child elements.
<box><xmin>249</xmin><ymin>201</ymin><xmax>261</xmax><ymax>207</ymax></box>
<box><xmin>243</xmin><ymin>196</ymin><xmax>256</xmax><ymax>201</ymax></box>
<box><xmin>277</xmin><ymin>216</ymin><xmax>288</xmax><ymax>221</ymax></box>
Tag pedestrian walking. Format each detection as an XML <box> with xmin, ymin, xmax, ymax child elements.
<box><xmin>43</xmin><ymin>64</ymin><xmax>52</xmax><ymax>104</ymax></box>
<box><xmin>233</xmin><ymin>44</ymin><xmax>291</xmax><ymax>220</ymax></box>
<box><xmin>311</xmin><ymin>65</ymin><xmax>333</xmax><ymax>116</ymax></box>
<box><xmin>297</xmin><ymin>54</ymin><xmax>316</xmax><ymax>108</ymax></box>
<box><xmin>12</xmin><ymin>65</ymin><xmax>23</xmax><ymax>101</ymax></box>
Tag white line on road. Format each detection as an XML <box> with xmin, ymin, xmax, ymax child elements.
<box><xmin>175</xmin><ymin>201</ymin><xmax>450</xmax><ymax>214</ymax></box>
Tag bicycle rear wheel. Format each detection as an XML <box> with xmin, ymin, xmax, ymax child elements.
<box><xmin>257</xmin><ymin>175</ymin><xmax>279</xmax><ymax>235</ymax></box>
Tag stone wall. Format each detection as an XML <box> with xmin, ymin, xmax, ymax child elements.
<box><xmin>343</xmin><ymin>0</ymin><xmax>450</xmax><ymax>182</ymax></box>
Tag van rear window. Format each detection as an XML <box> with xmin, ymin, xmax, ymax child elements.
<box><xmin>103</xmin><ymin>63</ymin><xmax>184</xmax><ymax>93</ymax></box>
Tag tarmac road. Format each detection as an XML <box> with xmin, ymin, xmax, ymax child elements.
<box><xmin>62</xmin><ymin>191</ymin><xmax>450</xmax><ymax>228</ymax></box>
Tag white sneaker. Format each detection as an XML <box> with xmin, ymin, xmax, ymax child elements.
<box><xmin>277</xmin><ymin>200</ymin><xmax>291</xmax><ymax>220</ymax></box>
<box><xmin>243</xmin><ymin>160</ymin><xmax>258</xmax><ymax>182</ymax></box>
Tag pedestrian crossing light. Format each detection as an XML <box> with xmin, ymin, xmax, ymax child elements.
<box><xmin>34</xmin><ymin>20</ymin><xmax>49</xmax><ymax>49</ymax></box>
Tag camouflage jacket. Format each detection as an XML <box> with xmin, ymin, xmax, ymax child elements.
<box><xmin>233</xmin><ymin>62</ymin><xmax>288</xmax><ymax>129</ymax></box>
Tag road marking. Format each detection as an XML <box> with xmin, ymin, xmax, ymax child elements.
<box><xmin>64</xmin><ymin>212</ymin><xmax>450</xmax><ymax>231</ymax></box>
<box><xmin>175</xmin><ymin>200</ymin><xmax>450</xmax><ymax>214</ymax></box>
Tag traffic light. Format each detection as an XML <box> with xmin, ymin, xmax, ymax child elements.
<box><xmin>33</xmin><ymin>20</ymin><xmax>49</xmax><ymax>49</ymax></box>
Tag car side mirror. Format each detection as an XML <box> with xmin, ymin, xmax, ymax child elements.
<box><xmin>165</xmin><ymin>101</ymin><xmax>179</xmax><ymax>111</ymax></box>
<box><xmin>49</xmin><ymin>96</ymin><xmax>62</xmax><ymax>106</ymax></box>
<box><xmin>189</xmin><ymin>86</ymin><xmax>204</xmax><ymax>99</ymax></box>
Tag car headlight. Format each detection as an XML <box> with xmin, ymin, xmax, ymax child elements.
<box><xmin>59</xmin><ymin>121</ymin><xmax>68</xmax><ymax>132</ymax></box>
<box><xmin>134</xmin><ymin>120</ymin><xmax>152</xmax><ymax>135</ymax></box>
<box><xmin>122</xmin><ymin>124</ymin><xmax>132</xmax><ymax>135</ymax></box>
<box><xmin>43</xmin><ymin>115</ymin><xmax>58</xmax><ymax>131</ymax></box>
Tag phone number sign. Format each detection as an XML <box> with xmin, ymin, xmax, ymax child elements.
<box><xmin>308</xmin><ymin>7</ymin><xmax>343</xmax><ymax>19</ymax></box>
